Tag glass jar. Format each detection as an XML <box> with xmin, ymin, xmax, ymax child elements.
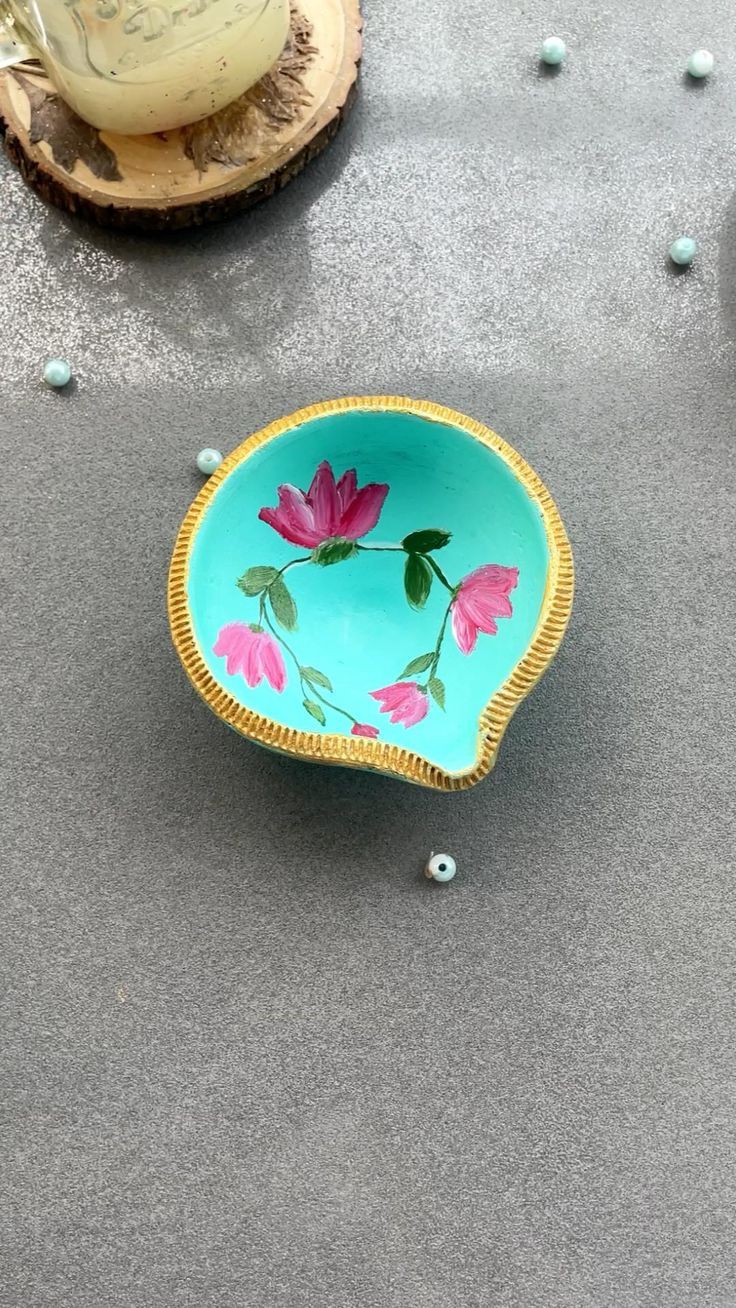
<box><xmin>0</xmin><ymin>0</ymin><xmax>290</xmax><ymax>135</ymax></box>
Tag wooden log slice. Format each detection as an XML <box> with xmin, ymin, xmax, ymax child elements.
<box><xmin>0</xmin><ymin>0</ymin><xmax>362</xmax><ymax>231</ymax></box>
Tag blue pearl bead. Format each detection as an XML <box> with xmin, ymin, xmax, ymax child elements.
<box><xmin>196</xmin><ymin>447</ymin><xmax>223</xmax><ymax>475</ymax></box>
<box><xmin>426</xmin><ymin>853</ymin><xmax>457</xmax><ymax>883</ymax></box>
<box><xmin>43</xmin><ymin>358</ymin><xmax>71</xmax><ymax>388</ymax></box>
<box><xmin>541</xmin><ymin>36</ymin><xmax>566</xmax><ymax>66</ymax></box>
<box><xmin>669</xmin><ymin>236</ymin><xmax>697</xmax><ymax>266</ymax></box>
<box><xmin>687</xmin><ymin>49</ymin><xmax>714</xmax><ymax>79</ymax></box>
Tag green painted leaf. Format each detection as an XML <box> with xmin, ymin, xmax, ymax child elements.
<box><xmin>404</xmin><ymin>553</ymin><xmax>432</xmax><ymax>609</ymax></box>
<box><xmin>428</xmin><ymin>676</ymin><xmax>446</xmax><ymax>710</ymax></box>
<box><xmin>312</xmin><ymin>537</ymin><xmax>358</xmax><ymax>567</ymax></box>
<box><xmin>269</xmin><ymin>575</ymin><xmax>298</xmax><ymax>631</ymax></box>
<box><xmin>399</xmin><ymin>652</ymin><xmax>434</xmax><ymax>678</ymax></box>
<box><xmin>402</xmin><ymin>529</ymin><xmax>451</xmax><ymax>554</ymax></box>
<box><xmin>302</xmin><ymin>666</ymin><xmax>333</xmax><ymax>692</ymax></box>
<box><xmin>237</xmin><ymin>565</ymin><xmax>278</xmax><ymax>596</ymax></box>
<box><xmin>303</xmin><ymin>699</ymin><xmax>326</xmax><ymax>725</ymax></box>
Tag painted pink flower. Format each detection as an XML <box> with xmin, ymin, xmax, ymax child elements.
<box><xmin>258</xmin><ymin>461</ymin><xmax>389</xmax><ymax>548</ymax></box>
<box><xmin>370</xmin><ymin>681</ymin><xmax>429</xmax><ymax>728</ymax></box>
<box><xmin>213</xmin><ymin>622</ymin><xmax>286</xmax><ymax>692</ymax></box>
<box><xmin>351</xmin><ymin>722</ymin><xmax>380</xmax><ymax>738</ymax></box>
<box><xmin>451</xmin><ymin>565</ymin><xmax>519</xmax><ymax>655</ymax></box>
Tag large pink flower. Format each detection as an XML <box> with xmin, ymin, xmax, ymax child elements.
<box><xmin>258</xmin><ymin>461</ymin><xmax>389</xmax><ymax>548</ymax></box>
<box><xmin>451</xmin><ymin>565</ymin><xmax>519</xmax><ymax>655</ymax></box>
<box><xmin>370</xmin><ymin>681</ymin><xmax>429</xmax><ymax>728</ymax></box>
<box><xmin>213</xmin><ymin>622</ymin><xmax>286</xmax><ymax>692</ymax></box>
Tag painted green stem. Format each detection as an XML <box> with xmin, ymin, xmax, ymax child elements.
<box><xmin>260</xmin><ymin>605</ymin><xmax>360</xmax><ymax>729</ymax></box>
<box><xmin>430</xmin><ymin>602</ymin><xmax>453</xmax><ymax>675</ymax></box>
<box><xmin>301</xmin><ymin>678</ymin><xmax>361</xmax><ymax>728</ymax></box>
<box><xmin>423</xmin><ymin>554</ymin><xmax>456</xmax><ymax>594</ymax></box>
<box><xmin>356</xmin><ymin>543</ymin><xmax>404</xmax><ymax>553</ymax></box>
<box><xmin>260</xmin><ymin>605</ymin><xmax>300</xmax><ymax>670</ymax></box>
<box><xmin>359</xmin><ymin>542</ymin><xmax>456</xmax><ymax>593</ymax></box>
<box><xmin>277</xmin><ymin>556</ymin><xmax>311</xmax><ymax>577</ymax></box>
<box><xmin>414</xmin><ymin>598</ymin><xmax>453</xmax><ymax>703</ymax></box>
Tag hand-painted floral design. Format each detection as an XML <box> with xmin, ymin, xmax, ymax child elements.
<box><xmin>258</xmin><ymin>460</ymin><xmax>389</xmax><ymax>549</ymax></box>
<box><xmin>212</xmin><ymin>460</ymin><xmax>519</xmax><ymax>736</ymax></box>
<box><xmin>370</xmin><ymin>682</ymin><xmax>429</xmax><ymax>728</ymax></box>
<box><xmin>351</xmin><ymin>722</ymin><xmax>381</xmax><ymax>739</ymax></box>
<box><xmin>213</xmin><ymin>622</ymin><xmax>286</xmax><ymax>692</ymax></box>
<box><xmin>451</xmin><ymin>565</ymin><xmax>519</xmax><ymax>655</ymax></box>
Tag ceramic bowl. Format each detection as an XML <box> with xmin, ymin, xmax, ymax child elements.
<box><xmin>168</xmin><ymin>397</ymin><xmax>573</xmax><ymax>790</ymax></box>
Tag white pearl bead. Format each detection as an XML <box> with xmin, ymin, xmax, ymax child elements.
<box><xmin>196</xmin><ymin>447</ymin><xmax>223</xmax><ymax>475</ymax></box>
<box><xmin>669</xmin><ymin>236</ymin><xmax>697</xmax><ymax>266</ymax></box>
<box><xmin>541</xmin><ymin>36</ymin><xmax>566</xmax><ymax>66</ymax></box>
<box><xmin>687</xmin><ymin>49</ymin><xmax>714</xmax><ymax>79</ymax></box>
<box><xmin>425</xmin><ymin>853</ymin><xmax>457</xmax><ymax>883</ymax></box>
<box><xmin>43</xmin><ymin>357</ymin><xmax>72</xmax><ymax>388</ymax></box>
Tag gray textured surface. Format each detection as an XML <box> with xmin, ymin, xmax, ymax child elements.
<box><xmin>2</xmin><ymin>2</ymin><xmax>736</xmax><ymax>1305</ymax></box>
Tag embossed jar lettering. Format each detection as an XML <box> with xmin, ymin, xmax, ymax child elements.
<box><xmin>0</xmin><ymin>0</ymin><xmax>289</xmax><ymax>133</ymax></box>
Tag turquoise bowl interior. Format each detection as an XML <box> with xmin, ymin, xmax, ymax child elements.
<box><xmin>173</xmin><ymin>400</ymin><xmax>572</xmax><ymax>788</ymax></box>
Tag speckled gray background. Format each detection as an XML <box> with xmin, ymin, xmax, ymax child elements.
<box><xmin>2</xmin><ymin>2</ymin><xmax>736</xmax><ymax>1305</ymax></box>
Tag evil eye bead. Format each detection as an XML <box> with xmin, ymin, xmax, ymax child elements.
<box><xmin>425</xmin><ymin>853</ymin><xmax>457</xmax><ymax>883</ymax></box>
